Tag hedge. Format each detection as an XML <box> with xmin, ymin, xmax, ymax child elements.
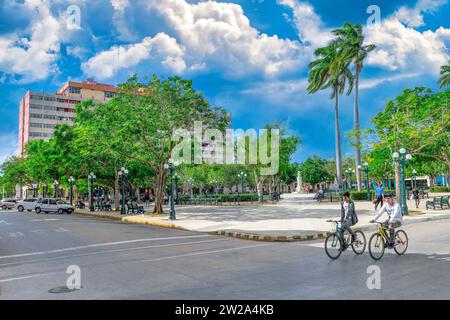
<box><xmin>336</xmin><ymin>189</ymin><xmax>397</xmax><ymax>201</ymax></box>
<box><xmin>429</xmin><ymin>186</ymin><xmax>450</xmax><ymax>192</ymax></box>
<box><xmin>179</xmin><ymin>193</ymin><xmax>267</xmax><ymax>202</ymax></box>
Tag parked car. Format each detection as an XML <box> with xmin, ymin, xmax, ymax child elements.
<box><xmin>1</xmin><ymin>198</ymin><xmax>17</xmax><ymax>210</ymax></box>
<box><xmin>15</xmin><ymin>198</ymin><xmax>39</xmax><ymax>212</ymax></box>
<box><xmin>35</xmin><ymin>198</ymin><xmax>74</xmax><ymax>214</ymax></box>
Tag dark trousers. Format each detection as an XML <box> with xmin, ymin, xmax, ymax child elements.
<box><xmin>341</xmin><ymin>219</ymin><xmax>355</xmax><ymax>239</ymax></box>
<box><xmin>374</xmin><ymin>196</ymin><xmax>383</xmax><ymax>210</ymax></box>
<box><xmin>382</xmin><ymin>220</ymin><xmax>401</xmax><ymax>242</ymax></box>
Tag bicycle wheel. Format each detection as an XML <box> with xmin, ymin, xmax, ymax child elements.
<box><xmin>351</xmin><ymin>230</ymin><xmax>366</xmax><ymax>255</ymax></box>
<box><xmin>325</xmin><ymin>233</ymin><xmax>343</xmax><ymax>260</ymax></box>
<box><xmin>394</xmin><ymin>230</ymin><xmax>408</xmax><ymax>255</ymax></box>
<box><xmin>369</xmin><ymin>233</ymin><xmax>385</xmax><ymax>260</ymax></box>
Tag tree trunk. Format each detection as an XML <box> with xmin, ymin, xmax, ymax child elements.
<box><xmin>153</xmin><ymin>170</ymin><xmax>166</xmax><ymax>214</ymax></box>
<box><xmin>354</xmin><ymin>68</ymin><xmax>362</xmax><ymax>192</ymax></box>
<box><xmin>253</xmin><ymin>168</ymin><xmax>262</xmax><ymax>202</ymax></box>
<box><xmin>334</xmin><ymin>93</ymin><xmax>343</xmax><ymax>188</ymax></box>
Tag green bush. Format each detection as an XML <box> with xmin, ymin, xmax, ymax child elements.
<box><xmin>337</xmin><ymin>189</ymin><xmax>397</xmax><ymax>201</ymax></box>
<box><xmin>429</xmin><ymin>186</ymin><xmax>450</xmax><ymax>192</ymax></box>
<box><xmin>184</xmin><ymin>193</ymin><xmax>260</xmax><ymax>202</ymax></box>
<box><xmin>350</xmin><ymin>191</ymin><xmax>374</xmax><ymax>200</ymax></box>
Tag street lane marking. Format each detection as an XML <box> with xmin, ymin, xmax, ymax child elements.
<box><xmin>8</xmin><ymin>232</ymin><xmax>24</xmax><ymax>238</ymax></box>
<box><xmin>55</xmin><ymin>227</ymin><xmax>70</xmax><ymax>232</ymax></box>
<box><xmin>0</xmin><ymin>238</ymin><xmax>232</xmax><ymax>268</ymax></box>
<box><xmin>0</xmin><ymin>234</ymin><xmax>211</xmax><ymax>259</ymax></box>
<box><xmin>0</xmin><ymin>271</ymin><xmax>63</xmax><ymax>283</ymax></box>
<box><xmin>0</xmin><ymin>220</ymin><xmax>12</xmax><ymax>225</ymax></box>
<box><xmin>141</xmin><ymin>243</ymin><xmax>276</xmax><ymax>263</ymax></box>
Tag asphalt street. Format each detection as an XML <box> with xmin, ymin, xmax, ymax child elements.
<box><xmin>1</xmin><ymin>209</ymin><xmax>450</xmax><ymax>299</ymax></box>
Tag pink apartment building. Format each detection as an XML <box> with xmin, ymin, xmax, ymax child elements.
<box><xmin>18</xmin><ymin>79</ymin><xmax>118</xmax><ymax>155</ymax></box>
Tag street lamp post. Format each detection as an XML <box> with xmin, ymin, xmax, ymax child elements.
<box><xmin>174</xmin><ymin>173</ymin><xmax>179</xmax><ymax>201</ymax></box>
<box><xmin>393</xmin><ymin>148</ymin><xmax>412</xmax><ymax>215</ymax></box>
<box><xmin>164</xmin><ymin>158</ymin><xmax>178</xmax><ymax>220</ymax></box>
<box><xmin>118</xmin><ymin>167</ymin><xmax>128</xmax><ymax>215</ymax></box>
<box><xmin>53</xmin><ymin>180</ymin><xmax>59</xmax><ymax>198</ymax></box>
<box><xmin>412</xmin><ymin>169</ymin><xmax>417</xmax><ymax>189</ymax></box>
<box><xmin>32</xmin><ymin>182</ymin><xmax>38</xmax><ymax>198</ymax></box>
<box><xmin>42</xmin><ymin>183</ymin><xmax>47</xmax><ymax>198</ymax></box>
<box><xmin>237</xmin><ymin>172</ymin><xmax>247</xmax><ymax>194</ymax></box>
<box><xmin>211</xmin><ymin>179</ymin><xmax>218</xmax><ymax>194</ymax></box>
<box><xmin>88</xmin><ymin>173</ymin><xmax>96</xmax><ymax>212</ymax></box>
<box><xmin>69</xmin><ymin>176</ymin><xmax>74</xmax><ymax>206</ymax></box>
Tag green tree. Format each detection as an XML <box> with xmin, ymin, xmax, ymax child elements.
<box><xmin>307</xmin><ymin>42</ymin><xmax>354</xmax><ymax>188</ymax></box>
<box><xmin>300</xmin><ymin>156</ymin><xmax>334</xmax><ymax>186</ymax></box>
<box><xmin>370</xmin><ymin>87</ymin><xmax>450</xmax><ymax>198</ymax></box>
<box><xmin>113</xmin><ymin>74</ymin><xmax>229</xmax><ymax>213</ymax></box>
<box><xmin>438</xmin><ymin>62</ymin><xmax>450</xmax><ymax>90</ymax></box>
<box><xmin>332</xmin><ymin>22</ymin><xmax>375</xmax><ymax>191</ymax></box>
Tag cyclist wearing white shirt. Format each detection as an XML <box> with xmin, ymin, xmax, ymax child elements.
<box><xmin>370</xmin><ymin>193</ymin><xmax>402</xmax><ymax>245</ymax></box>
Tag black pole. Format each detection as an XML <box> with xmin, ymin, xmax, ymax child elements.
<box><xmin>121</xmin><ymin>174</ymin><xmax>126</xmax><ymax>215</ymax></box>
<box><xmin>70</xmin><ymin>181</ymin><xmax>73</xmax><ymax>206</ymax></box>
<box><xmin>169</xmin><ymin>164</ymin><xmax>175</xmax><ymax>220</ymax></box>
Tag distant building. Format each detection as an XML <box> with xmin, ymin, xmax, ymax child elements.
<box><xmin>18</xmin><ymin>79</ymin><xmax>118</xmax><ymax>155</ymax></box>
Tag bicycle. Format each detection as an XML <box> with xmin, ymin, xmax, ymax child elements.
<box><xmin>324</xmin><ymin>220</ymin><xmax>366</xmax><ymax>260</ymax></box>
<box><xmin>368</xmin><ymin>222</ymin><xmax>408</xmax><ymax>260</ymax></box>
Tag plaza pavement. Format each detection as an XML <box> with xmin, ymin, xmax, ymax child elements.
<box><xmin>75</xmin><ymin>192</ymin><xmax>450</xmax><ymax>241</ymax></box>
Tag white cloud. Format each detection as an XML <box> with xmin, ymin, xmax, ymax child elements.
<box><xmin>82</xmin><ymin>33</ymin><xmax>186</xmax><ymax>78</ymax></box>
<box><xmin>0</xmin><ymin>0</ymin><xmax>61</xmax><ymax>83</ymax></box>
<box><xmin>278</xmin><ymin>0</ymin><xmax>332</xmax><ymax>48</ymax></box>
<box><xmin>149</xmin><ymin>0</ymin><xmax>307</xmax><ymax>77</ymax></box>
<box><xmin>110</xmin><ymin>0</ymin><xmax>137</xmax><ymax>41</ymax></box>
<box><xmin>365</xmin><ymin>18</ymin><xmax>449</xmax><ymax>74</ymax></box>
<box><xmin>394</xmin><ymin>0</ymin><xmax>447</xmax><ymax>28</ymax></box>
<box><xmin>84</xmin><ymin>0</ymin><xmax>306</xmax><ymax>79</ymax></box>
<box><xmin>359</xmin><ymin>72</ymin><xmax>420</xmax><ymax>90</ymax></box>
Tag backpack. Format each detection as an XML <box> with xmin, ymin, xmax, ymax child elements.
<box><xmin>351</xmin><ymin>202</ymin><xmax>359</xmax><ymax>224</ymax></box>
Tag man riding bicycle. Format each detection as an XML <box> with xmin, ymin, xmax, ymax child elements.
<box><xmin>341</xmin><ymin>191</ymin><xmax>358</xmax><ymax>244</ymax></box>
<box><xmin>370</xmin><ymin>192</ymin><xmax>402</xmax><ymax>246</ymax></box>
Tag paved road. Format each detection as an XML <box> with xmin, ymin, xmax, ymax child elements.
<box><xmin>1</xmin><ymin>209</ymin><xmax>449</xmax><ymax>299</ymax></box>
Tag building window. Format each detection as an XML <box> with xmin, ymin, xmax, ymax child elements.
<box><xmin>43</xmin><ymin>114</ymin><xmax>56</xmax><ymax>120</ymax></box>
<box><xmin>43</xmin><ymin>105</ymin><xmax>56</xmax><ymax>111</ymax></box>
<box><xmin>69</xmin><ymin>87</ymin><xmax>81</xmax><ymax>94</ymax></box>
<box><xmin>30</xmin><ymin>123</ymin><xmax>43</xmax><ymax>128</ymax></box>
<box><xmin>30</xmin><ymin>104</ymin><xmax>43</xmax><ymax>110</ymax></box>
<box><xmin>43</xmin><ymin>124</ymin><xmax>56</xmax><ymax>129</ymax></box>
<box><xmin>31</xmin><ymin>95</ymin><xmax>43</xmax><ymax>100</ymax></box>
<box><xmin>105</xmin><ymin>91</ymin><xmax>116</xmax><ymax>98</ymax></box>
<box><xmin>30</xmin><ymin>113</ymin><xmax>43</xmax><ymax>119</ymax></box>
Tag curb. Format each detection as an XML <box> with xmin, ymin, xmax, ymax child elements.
<box><xmin>122</xmin><ymin>216</ymin><xmax>188</xmax><ymax>231</ymax></box>
<box><xmin>74</xmin><ymin>211</ymin><xmax>123</xmax><ymax>221</ymax></box>
<box><xmin>208</xmin><ymin>214</ymin><xmax>450</xmax><ymax>242</ymax></box>
<box><xmin>208</xmin><ymin>230</ymin><xmax>330</xmax><ymax>242</ymax></box>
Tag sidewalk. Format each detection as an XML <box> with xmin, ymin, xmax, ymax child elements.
<box><xmin>75</xmin><ymin>193</ymin><xmax>450</xmax><ymax>242</ymax></box>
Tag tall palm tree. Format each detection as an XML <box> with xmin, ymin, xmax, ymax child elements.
<box><xmin>307</xmin><ymin>43</ymin><xmax>354</xmax><ymax>188</ymax></box>
<box><xmin>438</xmin><ymin>62</ymin><xmax>450</xmax><ymax>90</ymax></box>
<box><xmin>332</xmin><ymin>22</ymin><xmax>375</xmax><ymax>191</ymax></box>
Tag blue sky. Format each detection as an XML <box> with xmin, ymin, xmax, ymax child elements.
<box><xmin>0</xmin><ymin>0</ymin><xmax>449</xmax><ymax>164</ymax></box>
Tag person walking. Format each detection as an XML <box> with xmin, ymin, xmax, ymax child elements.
<box><xmin>374</xmin><ymin>181</ymin><xmax>384</xmax><ymax>210</ymax></box>
<box><xmin>412</xmin><ymin>187</ymin><xmax>420</xmax><ymax>209</ymax></box>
